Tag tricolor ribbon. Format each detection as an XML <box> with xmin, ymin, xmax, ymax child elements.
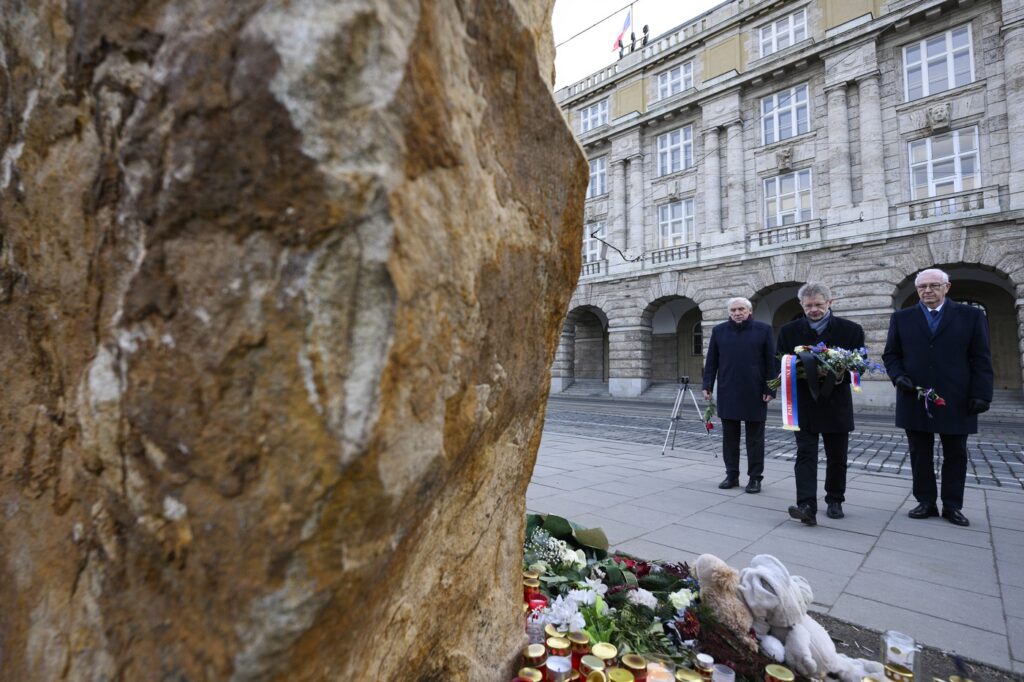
<box><xmin>780</xmin><ymin>354</ymin><xmax>800</xmax><ymax>431</ymax></box>
<box><xmin>851</xmin><ymin>371</ymin><xmax>861</xmax><ymax>392</ymax></box>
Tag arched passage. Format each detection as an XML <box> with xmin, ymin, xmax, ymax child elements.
<box><xmin>751</xmin><ymin>282</ymin><xmax>804</xmax><ymax>340</ymax></box>
<box><xmin>643</xmin><ymin>296</ymin><xmax>703</xmax><ymax>383</ymax></box>
<box><xmin>893</xmin><ymin>265</ymin><xmax>1021</xmax><ymax>391</ymax></box>
<box><xmin>551</xmin><ymin>305</ymin><xmax>610</xmax><ymax>393</ymax></box>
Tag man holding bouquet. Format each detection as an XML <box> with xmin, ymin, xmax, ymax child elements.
<box><xmin>882</xmin><ymin>268</ymin><xmax>993</xmax><ymax>527</ymax></box>
<box><xmin>777</xmin><ymin>282</ymin><xmax>864</xmax><ymax>526</ymax></box>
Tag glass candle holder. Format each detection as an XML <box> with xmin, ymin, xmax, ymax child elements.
<box><xmin>645</xmin><ymin>653</ymin><xmax>674</xmax><ymax>682</ymax></box>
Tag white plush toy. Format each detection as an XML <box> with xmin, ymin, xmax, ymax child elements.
<box><xmin>738</xmin><ymin>554</ymin><xmax>884</xmax><ymax>682</ymax></box>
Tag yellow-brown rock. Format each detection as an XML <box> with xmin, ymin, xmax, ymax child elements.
<box><xmin>0</xmin><ymin>1</ymin><xmax>586</xmax><ymax>679</ymax></box>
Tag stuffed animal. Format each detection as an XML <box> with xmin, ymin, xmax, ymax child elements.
<box><xmin>694</xmin><ymin>553</ymin><xmax>757</xmax><ymax>652</ymax></box>
<box><xmin>738</xmin><ymin>554</ymin><xmax>884</xmax><ymax>682</ymax></box>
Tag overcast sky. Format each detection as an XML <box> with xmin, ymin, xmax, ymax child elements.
<box><xmin>553</xmin><ymin>0</ymin><xmax>725</xmax><ymax>90</ymax></box>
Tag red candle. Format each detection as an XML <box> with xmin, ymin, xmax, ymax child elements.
<box><xmin>528</xmin><ymin>594</ymin><xmax>549</xmax><ymax>611</ymax></box>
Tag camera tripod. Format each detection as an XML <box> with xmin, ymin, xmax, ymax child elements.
<box><xmin>661</xmin><ymin>375</ymin><xmax>709</xmax><ymax>455</ymax></box>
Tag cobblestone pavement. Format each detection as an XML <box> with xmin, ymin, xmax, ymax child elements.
<box><xmin>544</xmin><ymin>396</ymin><xmax>1024</xmax><ymax>490</ymax></box>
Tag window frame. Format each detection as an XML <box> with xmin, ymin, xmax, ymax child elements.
<box><xmin>763</xmin><ymin>168</ymin><xmax>813</xmax><ymax>228</ymax></box>
<box><xmin>657</xmin><ymin>198</ymin><xmax>695</xmax><ymax>247</ymax></box>
<box><xmin>907</xmin><ymin>126</ymin><xmax>980</xmax><ymax>201</ymax></box>
<box><xmin>586</xmin><ymin>156</ymin><xmax>608</xmax><ymax>199</ymax></box>
<box><xmin>760</xmin><ymin>83</ymin><xmax>810</xmax><ymax>146</ymax></box>
<box><xmin>582</xmin><ymin>221</ymin><xmax>607</xmax><ymax>263</ymax></box>
<box><xmin>579</xmin><ymin>99</ymin><xmax>609</xmax><ymax>134</ymax></box>
<box><xmin>758</xmin><ymin>8</ymin><xmax>807</xmax><ymax>58</ymax></box>
<box><xmin>657</xmin><ymin>61</ymin><xmax>694</xmax><ymax>100</ymax></box>
<box><xmin>656</xmin><ymin>125</ymin><xmax>694</xmax><ymax>177</ymax></box>
<box><xmin>902</xmin><ymin>24</ymin><xmax>975</xmax><ymax>102</ymax></box>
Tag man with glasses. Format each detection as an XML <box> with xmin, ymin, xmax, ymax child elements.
<box><xmin>883</xmin><ymin>268</ymin><xmax>993</xmax><ymax>527</ymax></box>
<box><xmin>777</xmin><ymin>283</ymin><xmax>865</xmax><ymax>526</ymax></box>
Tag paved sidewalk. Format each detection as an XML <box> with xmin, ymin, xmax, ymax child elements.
<box><xmin>527</xmin><ymin>432</ymin><xmax>1024</xmax><ymax>674</ymax></box>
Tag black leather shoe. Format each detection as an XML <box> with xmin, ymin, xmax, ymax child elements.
<box><xmin>908</xmin><ymin>503</ymin><xmax>940</xmax><ymax>519</ymax></box>
<box><xmin>826</xmin><ymin>502</ymin><xmax>844</xmax><ymax>519</ymax></box>
<box><xmin>942</xmin><ymin>508</ymin><xmax>970</xmax><ymax>527</ymax></box>
<box><xmin>718</xmin><ymin>476</ymin><xmax>739</xmax><ymax>489</ymax></box>
<box><xmin>788</xmin><ymin>504</ymin><xmax>817</xmax><ymax>526</ymax></box>
<box><xmin>745</xmin><ymin>479</ymin><xmax>761</xmax><ymax>494</ymax></box>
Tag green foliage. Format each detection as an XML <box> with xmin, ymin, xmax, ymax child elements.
<box><xmin>581</xmin><ymin>596</ymin><xmax>616</xmax><ymax>644</ymax></box>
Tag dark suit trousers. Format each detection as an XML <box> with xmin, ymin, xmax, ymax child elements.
<box><xmin>722</xmin><ymin>418</ymin><xmax>765</xmax><ymax>481</ymax></box>
<box><xmin>906</xmin><ymin>430</ymin><xmax>968</xmax><ymax>510</ymax></box>
<box><xmin>794</xmin><ymin>431</ymin><xmax>848</xmax><ymax>511</ymax></box>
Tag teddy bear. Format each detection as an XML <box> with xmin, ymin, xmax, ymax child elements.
<box><xmin>694</xmin><ymin>553</ymin><xmax>757</xmax><ymax>652</ymax></box>
<box><xmin>738</xmin><ymin>554</ymin><xmax>884</xmax><ymax>682</ymax></box>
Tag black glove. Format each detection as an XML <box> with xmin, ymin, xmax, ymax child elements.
<box><xmin>968</xmin><ymin>399</ymin><xmax>990</xmax><ymax>415</ymax></box>
<box><xmin>894</xmin><ymin>376</ymin><xmax>916</xmax><ymax>394</ymax></box>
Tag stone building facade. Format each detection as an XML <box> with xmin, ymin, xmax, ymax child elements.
<box><xmin>552</xmin><ymin>0</ymin><xmax>1024</xmax><ymax>408</ymax></box>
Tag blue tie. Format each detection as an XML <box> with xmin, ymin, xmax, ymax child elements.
<box><xmin>928</xmin><ymin>309</ymin><xmax>940</xmax><ymax>333</ymax></box>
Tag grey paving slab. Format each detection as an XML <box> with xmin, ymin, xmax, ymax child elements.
<box><xmin>535</xmin><ymin>472</ymin><xmax>610</xmax><ymax>491</ymax></box>
<box><xmin>829</xmin><ymin>594</ymin><xmax>1013</xmax><ymax>670</ymax></box>
<box><xmin>1004</xmin><ymin>585</ymin><xmax>1024</xmax><ymax>619</ymax></box>
<box><xmin>993</xmin><ymin>526</ymin><xmax>1024</xmax><ymax>548</ymax></box>
<box><xmin>886</xmin><ymin>514</ymin><xmax>992</xmax><ymax>548</ymax></box>
<box><xmin>672</xmin><ymin>510</ymin><xmax>787</xmax><ymax>542</ymax></box>
<box><xmin>567</xmin><ymin>512</ymin><xmax>652</xmax><ymax>546</ymax></box>
<box><xmin>614</xmin><ymin>537</ymin><xmax>697</xmax><ymax>566</ymax></box>
<box><xmin>632</xmin><ymin>488</ymin><xmax>731</xmax><ymax>516</ymax></box>
<box><xmin>845</xmin><ymin>568</ymin><xmax>1006</xmax><ymax>633</ymax></box>
<box><xmin>991</xmin><ymin>509</ymin><xmax>1024</xmax><ymax>531</ymax></box>
<box><xmin>639</xmin><ymin>523</ymin><xmax>753</xmax><ymax>559</ymax></box>
<box><xmin>526</xmin><ymin>483</ymin><xmax>564</xmax><ymax>500</ymax></box>
<box><xmin>527</xmin><ymin>496</ymin><xmax>601</xmax><ymax>519</ymax></box>
<box><xmin>862</xmin><ymin>547</ymin><xmax>1001</xmax><ymax>597</ymax></box>
<box><xmin>875</xmin><ymin>530</ymin><xmax>995</xmax><ymax>560</ymax></box>
<box><xmin>743</xmin><ymin>534</ymin><xmax>866</xmax><ymax>576</ymax></box>
<box><xmin>545</xmin><ymin>488</ymin><xmax>634</xmax><ymax>510</ymax></box>
<box><xmin>994</xmin><ymin>544</ymin><xmax>1024</xmax><ymax>589</ymax></box>
<box><xmin>767</xmin><ymin>520</ymin><xmax>880</xmax><ymax>553</ymax></box>
<box><xmin>594</xmin><ymin>503</ymin><xmax>682</xmax><ymax>533</ymax></box>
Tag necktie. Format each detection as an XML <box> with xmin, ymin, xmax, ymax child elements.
<box><xmin>929</xmin><ymin>309</ymin><xmax>939</xmax><ymax>332</ymax></box>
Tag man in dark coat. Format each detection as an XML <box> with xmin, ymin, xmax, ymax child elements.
<box><xmin>777</xmin><ymin>282</ymin><xmax>865</xmax><ymax>526</ymax></box>
<box><xmin>702</xmin><ymin>297</ymin><xmax>776</xmax><ymax>493</ymax></box>
<box><xmin>882</xmin><ymin>268</ymin><xmax>993</xmax><ymax>527</ymax></box>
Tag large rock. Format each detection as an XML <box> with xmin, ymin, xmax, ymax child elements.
<box><xmin>0</xmin><ymin>1</ymin><xmax>586</xmax><ymax>679</ymax></box>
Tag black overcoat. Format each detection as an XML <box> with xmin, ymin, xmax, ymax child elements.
<box><xmin>776</xmin><ymin>315</ymin><xmax>865</xmax><ymax>433</ymax></box>
<box><xmin>882</xmin><ymin>300</ymin><xmax>993</xmax><ymax>434</ymax></box>
<box><xmin>702</xmin><ymin>319</ymin><xmax>776</xmax><ymax>422</ymax></box>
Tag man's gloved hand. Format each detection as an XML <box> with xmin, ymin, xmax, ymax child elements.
<box><xmin>968</xmin><ymin>398</ymin><xmax>990</xmax><ymax>415</ymax></box>
<box><xmin>894</xmin><ymin>376</ymin><xmax>916</xmax><ymax>394</ymax></box>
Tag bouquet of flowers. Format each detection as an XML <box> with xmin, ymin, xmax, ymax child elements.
<box><xmin>768</xmin><ymin>343</ymin><xmax>884</xmax><ymax>390</ymax></box>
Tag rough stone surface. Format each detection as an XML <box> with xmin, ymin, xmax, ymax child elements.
<box><xmin>0</xmin><ymin>1</ymin><xmax>587</xmax><ymax>680</ymax></box>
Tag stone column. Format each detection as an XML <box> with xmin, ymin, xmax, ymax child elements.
<box><xmin>608</xmin><ymin>324</ymin><xmax>652</xmax><ymax>398</ymax></box>
<box><xmin>627</xmin><ymin>153</ymin><xmax>645</xmax><ymax>253</ymax></box>
<box><xmin>550</xmin><ymin>322</ymin><xmax>576</xmax><ymax>393</ymax></box>
<box><xmin>1003</xmin><ymin>22</ymin><xmax>1024</xmax><ymax>209</ymax></box>
<box><xmin>726</xmin><ymin>119</ymin><xmax>745</xmax><ymax>230</ymax></box>
<box><xmin>857</xmin><ymin>72</ymin><xmax>885</xmax><ymax>204</ymax></box>
<box><xmin>826</xmin><ymin>82</ymin><xmax>852</xmax><ymax>209</ymax></box>
<box><xmin>704</xmin><ymin>126</ymin><xmax>722</xmax><ymax>234</ymax></box>
<box><xmin>609</xmin><ymin>158</ymin><xmax>628</xmax><ymax>256</ymax></box>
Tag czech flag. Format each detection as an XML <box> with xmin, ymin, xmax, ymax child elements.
<box><xmin>780</xmin><ymin>354</ymin><xmax>800</xmax><ymax>431</ymax></box>
<box><xmin>612</xmin><ymin>8</ymin><xmax>632</xmax><ymax>51</ymax></box>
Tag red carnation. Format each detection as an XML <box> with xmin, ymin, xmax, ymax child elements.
<box><xmin>706</xmin><ymin>422</ymin><xmax>714</xmax><ymax>430</ymax></box>
<box><xmin>935</xmin><ymin>397</ymin><xmax>946</xmax><ymax>406</ymax></box>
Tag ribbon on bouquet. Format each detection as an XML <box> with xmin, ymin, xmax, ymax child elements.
<box><xmin>851</xmin><ymin>371</ymin><xmax>862</xmax><ymax>392</ymax></box>
<box><xmin>779</xmin><ymin>354</ymin><xmax>800</xmax><ymax>431</ymax></box>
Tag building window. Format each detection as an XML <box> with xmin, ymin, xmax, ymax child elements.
<box><xmin>656</xmin><ymin>126</ymin><xmax>694</xmax><ymax>177</ymax></box>
<box><xmin>764</xmin><ymin>169</ymin><xmax>812</xmax><ymax>227</ymax></box>
<box><xmin>691</xmin><ymin>322</ymin><xmax>703</xmax><ymax>356</ymax></box>
<box><xmin>909</xmin><ymin>127</ymin><xmax>979</xmax><ymax>200</ymax></box>
<box><xmin>583</xmin><ymin>222</ymin><xmax>606</xmax><ymax>263</ymax></box>
<box><xmin>580</xmin><ymin>100</ymin><xmax>609</xmax><ymax>133</ymax></box>
<box><xmin>761</xmin><ymin>84</ymin><xmax>809</xmax><ymax>145</ymax></box>
<box><xmin>903</xmin><ymin>25</ymin><xmax>974</xmax><ymax>101</ymax></box>
<box><xmin>586</xmin><ymin>157</ymin><xmax>607</xmax><ymax>199</ymax></box>
<box><xmin>658</xmin><ymin>199</ymin><xmax>694</xmax><ymax>247</ymax></box>
<box><xmin>657</xmin><ymin>61</ymin><xmax>693</xmax><ymax>99</ymax></box>
<box><xmin>759</xmin><ymin>8</ymin><xmax>807</xmax><ymax>58</ymax></box>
